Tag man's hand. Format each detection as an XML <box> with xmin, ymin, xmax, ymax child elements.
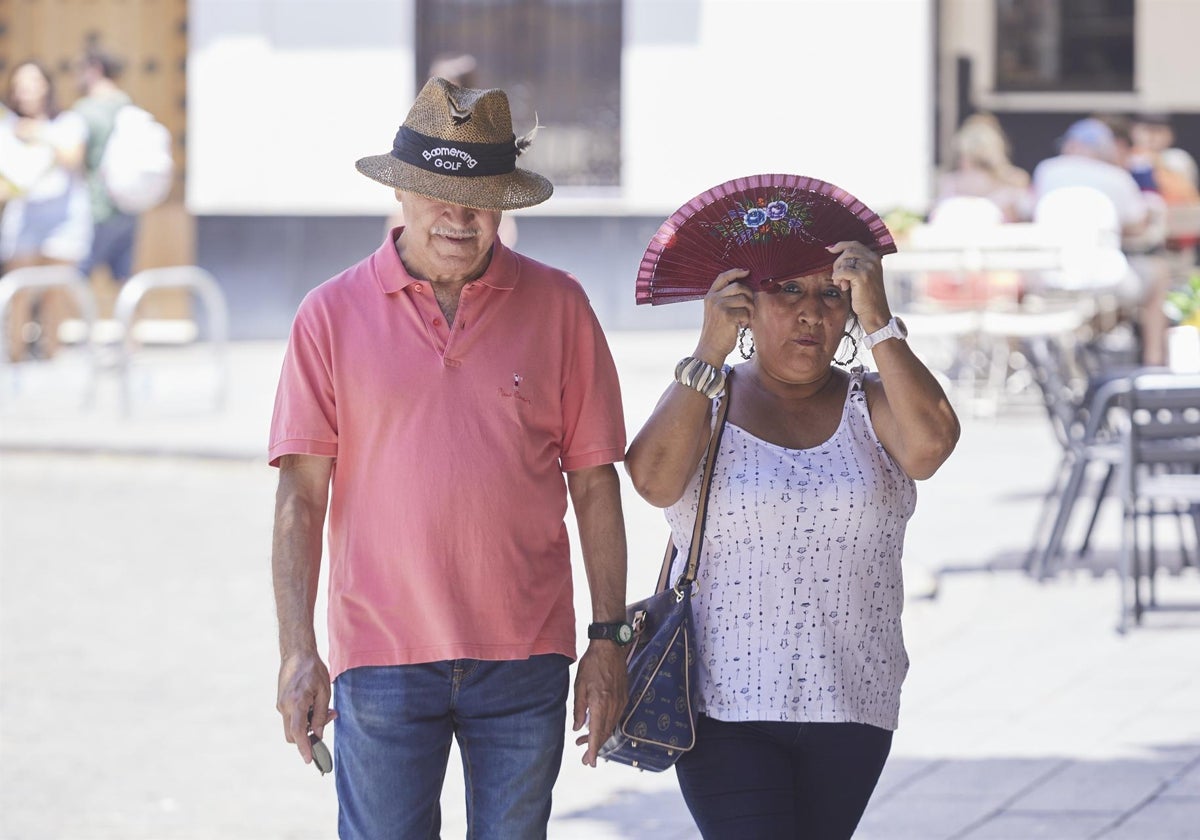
<box><xmin>277</xmin><ymin>651</ymin><xmax>336</xmax><ymax>765</ymax></box>
<box><xmin>572</xmin><ymin>640</ymin><xmax>629</xmax><ymax>766</ymax></box>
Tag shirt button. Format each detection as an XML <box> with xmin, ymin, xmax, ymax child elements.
<box><xmin>413</xmin><ymin>283</ymin><xmax>423</xmax><ymax>292</ymax></box>
<box><xmin>433</xmin><ymin>318</ymin><xmax>442</xmax><ymax>327</ymax></box>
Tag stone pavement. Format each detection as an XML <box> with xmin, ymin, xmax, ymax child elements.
<box><xmin>1</xmin><ymin>332</ymin><xmax>1199</xmax><ymax>839</ymax></box>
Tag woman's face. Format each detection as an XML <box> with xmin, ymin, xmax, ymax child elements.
<box><xmin>750</xmin><ymin>269</ymin><xmax>853</xmax><ymax>383</ymax></box>
<box><xmin>11</xmin><ymin>63</ymin><xmax>50</xmax><ymax>118</ymax></box>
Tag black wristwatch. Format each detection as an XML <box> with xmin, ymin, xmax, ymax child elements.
<box><xmin>588</xmin><ymin>620</ymin><xmax>634</xmax><ymax>646</ymax></box>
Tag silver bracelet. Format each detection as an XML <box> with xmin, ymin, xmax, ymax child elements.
<box><xmin>674</xmin><ymin>356</ymin><xmax>727</xmax><ymax>399</ymax></box>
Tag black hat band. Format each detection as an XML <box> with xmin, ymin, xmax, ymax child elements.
<box><xmin>390</xmin><ymin>126</ymin><xmax>517</xmax><ymax>177</ymax></box>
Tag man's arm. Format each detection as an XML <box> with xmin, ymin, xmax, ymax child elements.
<box><xmin>272</xmin><ymin>453</ymin><xmax>335</xmax><ymax>765</ymax></box>
<box><xmin>566</xmin><ymin>462</ymin><xmax>629</xmax><ymax>767</ymax></box>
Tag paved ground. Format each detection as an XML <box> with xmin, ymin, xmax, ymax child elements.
<box><xmin>2</xmin><ymin>332</ymin><xmax>1199</xmax><ymax>839</ymax></box>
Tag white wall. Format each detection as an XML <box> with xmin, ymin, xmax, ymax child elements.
<box><xmin>188</xmin><ymin>0</ymin><xmax>415</xmax><ymax>216</ymax></box>
<box><xmin>188</xmin><ymin>0</ymin><xmax>933</xmax><ymax>217</ymax></box>
<box><xmin>1136</xmin><ymin>0</ymin><xmax>1200</xmax><ymax>110</ymax></box>
<box><xmin>622</xmin><ymin>0</ymin><xmax>934</xmax><ymax>215</ymax></box>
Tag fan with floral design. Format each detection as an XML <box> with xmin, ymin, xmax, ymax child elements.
<box><xmin>636</xmin><ymin>173</ymin><xmax>897</xmax><ymax>305</ymax></box>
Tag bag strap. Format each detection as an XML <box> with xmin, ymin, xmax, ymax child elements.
<box><xmin>654</xmin><ymin>537</ymin><xmax>677</xmax><ymax>594</ymax></box>
<box><xmin>654</xmin><ymin>372</ymin><xmax>731</xmax><ymax>593</ymax></box>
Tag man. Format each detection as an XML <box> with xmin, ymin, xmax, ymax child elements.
<box><xmin>1033</xmin><ymin>117</ymin><xmax>1170</xmax><ymax>364</ymax></box>
<box><xmin>72</xmin><ymin>40</ymin><xmax>136</xmax><ymax>285</ymax></box>
<box><xmin>269</xmin><ymin>77</ymin><xmax>631</xmax><ymax>839</ymax></box>
<box><xmin>1032</xmin><ymin>117</ymin><xmax>1152</xmax><ymax>240</ymax></box>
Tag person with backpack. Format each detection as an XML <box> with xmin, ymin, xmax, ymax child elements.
<box><xmin>73</xmin><ymin>41</ymin><xmax>172</xmax><ymax>287</ymax></box>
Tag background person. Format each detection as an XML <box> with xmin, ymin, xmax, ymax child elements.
<box><xmin>625</xmin><ymin>240</ymin><xmax>960</xmax><ymax>839</ymax></box>
<box><xmin>73</xmin><ymin>37</ymin><xmax>138</xmax><ymax>288</ymax></box>
<box><xmin>269</xmin><ymin>77</ymin><xmax>629</xmax><ymax>839</ymax></box>
<box><xmin>935</xmin><ymin>112</ymin><xmax>1033</xmax><ymax>222</ymax></box>
<box><xmin>1032</xmin><ymin>117</ymin><xmax>1152</xmax><ymax>240</ymax></box>
<box><xmin>0</xmin><ymin>60</ymin><xmax>90</xmax><ymax>360</ymax></box>
<box><xmin>1033</xmin><ymin>117</ymin><xmax>1171</xmax><ymax>364</ymax></box>
<box><xmin>1129</xmin><ymin>113</ymin><xmax>1200</xmax><ymax>271</ymax></box>
<box><xmin>1130</xmin><ymin>112</ymin><xmax>1200</xmax><ymax>207</ymax></box>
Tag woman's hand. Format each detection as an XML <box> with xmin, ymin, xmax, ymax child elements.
<box><xmin>827</xmin><ymin>241</ymin><xmax>890</xmax><ymax>333</ymax></box>
<box><xmin>695</xmin><ymin>268</ymin><xmax>753</xmax><ymax>365</ymax></box>
<box><xmin>13</xmin><ymin>118</ymin><xmax>44</xmax><ymax>145</ymax></box>
<box><xmin>827</xmin><ymin>242</ymin><xmax>960</xmax><ymax>479</ymax></box>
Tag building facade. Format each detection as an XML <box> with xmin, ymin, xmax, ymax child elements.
<box><xmin>4</xmin><ymin>0</ymin><xmax>1197</xmax><ymax>337</ymax></box>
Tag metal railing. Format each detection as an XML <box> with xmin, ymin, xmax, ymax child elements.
<box><xmin>0</xmin><ymin>264</ymin><xmax>98</xmax><ymax>405</ymax></box>
<box><xmin>112</xmin><ymin>266</ymin><xmax>230</xmax><ymax>415</ymax></box>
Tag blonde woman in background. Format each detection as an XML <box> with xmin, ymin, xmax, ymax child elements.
<box><xmin>936</xmin><ymin>113</ymin><xmax>1033</xmax><ymax>222</ymax></box>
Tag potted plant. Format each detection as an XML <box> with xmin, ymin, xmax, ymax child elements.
<box><xmin>1166</xmin><ymin>271</ymin><xmax>1200</xmax><ymax>327</ymax></box>
<box><xmin>1165</xmin><ymin>270</ymin><xmax>1200</xmax><ymax>371</ymax></box>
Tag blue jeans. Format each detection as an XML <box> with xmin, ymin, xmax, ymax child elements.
<box><xmin>333</xmin><ymin>655</ymin><xmax>570</xmax><ymax>840</ymax></box>
<box><xmin>675</xmin><ymin>715</ymin><xmax>893</xmax><ymax>840</ymax></box>
<box><xmin>79</xmin><ymin>212</ymin><xmax>136</xmax><ymax>281</ymax></box>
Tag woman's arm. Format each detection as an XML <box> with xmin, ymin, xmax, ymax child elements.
<box><xmin>626</xmin><ymin>269</ymin><xmax>751</xmax><ymax>507</ymax></box>
<box><xmin>15</xmin><ymin>117</ymin><xmax>85</xmax><ymax>172</ymax></box>
<box><xmin>862</xmin><ymin>341</ymin><xmax>961</xmax><ymax>480</ymax></box>
<box><xmin>625</xmin><ymin>378</ymin><xmax>714</xmax><ymax>508</ymax></box>
<box><xmin>828</xmin><ymin>242</ymin><xmax>960</xmax><ymax>480</ymax></box>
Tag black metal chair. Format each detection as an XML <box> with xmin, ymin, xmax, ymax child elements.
<box><xmin>1023</xmin><ymin>335</ymin><xmax>1125</xmax><ymax>578</ymax></box>
<box><xmin>1118</xmin><ymin>374</ymin><xmax>1200</xmax><ymax>631</ymax></box>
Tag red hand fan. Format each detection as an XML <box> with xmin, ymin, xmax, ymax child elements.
<box><xmin>636</xmin><ymin>174</ymin><xmax>897</xmax><ymax>305</ymax></box>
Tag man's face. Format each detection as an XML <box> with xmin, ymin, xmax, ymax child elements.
<box><xmin>395</xmin><ymin>190</ymin><xmax>502</xmax><ymax>284</ymax></box>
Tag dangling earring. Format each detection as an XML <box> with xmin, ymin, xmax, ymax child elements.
<box><xmin>834</xmin><ymin>330</ymin><xmax>859</xmax><ymax>367</ymax></box>
<box><xmin>738</xmin><ymin>327</ymin><xmax>755</xmax><ymax>360</ymax></box>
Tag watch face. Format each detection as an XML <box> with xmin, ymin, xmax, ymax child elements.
<box><xmin>616</xmin><ymin>623</ymin><xmax>633</xmax><ymax>644</ymax></box>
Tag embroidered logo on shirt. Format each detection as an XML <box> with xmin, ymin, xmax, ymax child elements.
<box><xmin>498</xmin><ymin>373</ymin><xmax>530</xmax><ymax>405</ymax></box>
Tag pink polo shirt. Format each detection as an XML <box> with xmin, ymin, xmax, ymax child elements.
<box><xmin>269</xmin><ymin>231</ymin><xmax>626</xmax><ymax>680</ymax></box>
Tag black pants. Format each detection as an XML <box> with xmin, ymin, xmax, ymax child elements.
<box><xmin>675</xmin><ymin>715</ymin><xmax>893</xmax><ymax>840</ymax></box>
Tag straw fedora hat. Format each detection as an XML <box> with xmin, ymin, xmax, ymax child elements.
<box><xmin>356</xmin><ymin>77</ymin><xmax>553</xmax><ymax>211</ymax></box>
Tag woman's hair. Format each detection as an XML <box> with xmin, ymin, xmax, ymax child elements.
<box><xmin>6</xmin><ymin>60</ymin><xmax>59</xmax><ymax>118</ymax></box>
<box><xmin>949</xmin><ymin>113</ymin><xmax>1017</xmax><ymax>178</ymax></box>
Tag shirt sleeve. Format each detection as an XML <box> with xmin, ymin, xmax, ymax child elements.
<box><xmin>1113</xmin><ymin>171</ymin><xmax>1150</xmax><ymax>229</ymax></box>
<box><xmin>558</xmin><ymin>292</ymin><xmax>626</xmax><ymax>472</ymax></box>
<box><xmin>268</xmin><ymin>300</ymin><xmax>339</xmax><ymax>467</ymax></box>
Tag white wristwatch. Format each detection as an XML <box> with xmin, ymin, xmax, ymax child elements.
<box><xmin>861</xmin><ymin>316</ymin><xmax>908</xmax><ymax>351</ymax></box>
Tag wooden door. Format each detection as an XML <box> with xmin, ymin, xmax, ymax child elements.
<box><xmin>0</xmin><ymin>0</ymin><xmax>190</xmax><ymax>316</ymax></box>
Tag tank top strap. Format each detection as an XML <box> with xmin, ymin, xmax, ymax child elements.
<box><xmin>848</xmin><ymin>364</ymin><xmax>867</xmax><ymax>393</ymax></box>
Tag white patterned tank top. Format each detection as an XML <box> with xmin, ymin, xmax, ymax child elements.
<box><xmin>664</xmin><ymin>367</ymin><xmax>917</xmax><ymax>730</ymax></box>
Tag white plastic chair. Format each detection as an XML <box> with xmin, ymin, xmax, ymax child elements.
<box><xmin>1033</xmin><ymin>187</ymin><xmax>1134</xmax><ymax>294</ymax></box>
<box><xmin>926</xmin><ymin>196</ymin><xmax>1006</xmax><ymax>231</ymax></box>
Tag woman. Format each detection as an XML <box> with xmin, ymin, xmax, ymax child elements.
<box><xmin>936</xmin><ymin>113</ymin><xmax>1032</xmax><ymax>222</ymax></box>
<box><xmin>0</xmin><ymin>60</ymin><xmax>91</xmax><ymax>360</ymax></box>
<box><xmin>625</xmin><ymin>241</ymin><xmax>960</xmax><ymax>839</ymax></box>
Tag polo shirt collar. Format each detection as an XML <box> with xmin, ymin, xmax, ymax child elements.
<box><xmin>373</xmin><ymin>227</ymin><xmax>517</xmax><ymax>295</ymax></box>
